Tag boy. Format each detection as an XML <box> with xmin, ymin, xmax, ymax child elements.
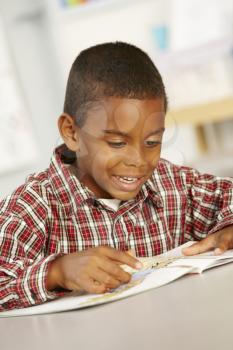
<box><xmin>0</xmin><ymin>42</ymin><xmax>233</xmax><ymax>312</ymax></box>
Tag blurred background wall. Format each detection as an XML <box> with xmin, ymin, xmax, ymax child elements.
<box><xmin>0</xmin><ymin>0</ymin><xmax>233</xmax><ymax>198</ymax></box>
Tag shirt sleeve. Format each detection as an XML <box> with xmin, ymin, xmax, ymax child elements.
<box><xmin>184</xmin><ymin>170</ymin><xmax>233</xmax><ymax>242</ymax></box>
<box><xmin>0</xmin><ymin>193</ymin><xmax>65</xmax><ymax>312</ymax></box>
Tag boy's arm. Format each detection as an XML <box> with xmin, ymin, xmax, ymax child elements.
<box><xmin>184</xmin><ymin>171</ymin><xmax>233</xmax><ymax>255</ymax></box>
<box><xmin>0</xmin><ymin>212</ymin><xmax>141</xmax><ymax>312</ymax></box>
<box><xmin>0</xmin><ymin>212</ymin><xmax>64</xmax><ymax>311</ymax></box>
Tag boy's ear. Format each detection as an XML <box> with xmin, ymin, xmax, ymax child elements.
<box><xmin>58</xmin><ymin>113</ymin><xmax>80</xmax><ymax>152</ymax></box>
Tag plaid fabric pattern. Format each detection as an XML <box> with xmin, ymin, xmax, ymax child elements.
<box><xmin>0</xmin><ymin>145</ymin><xmax>233</xmax><ymax>311</ymax></box>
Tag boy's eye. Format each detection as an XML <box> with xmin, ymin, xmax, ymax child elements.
<box><xmin>107</xmin><ymin>141</ymin><xmax>126</xmax><ymax>148</ymax></box>
<box><xmin>145</xmin><ymin>140</ymin><xmax>161</xmax><ymax>147</ymax></box>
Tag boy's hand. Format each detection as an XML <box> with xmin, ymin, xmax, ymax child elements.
<box><xmin>182</xmin><ymin>225</ymin><xmax>233</xmax><ymax>256</ymax></box>
<box><xmin>46</xmin><ymin>246</ymin><xmax>142</xmax><ymax>294</ymax></box>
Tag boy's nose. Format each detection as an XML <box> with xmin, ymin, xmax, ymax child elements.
<box><xmin>123</xmin><ymin>146</ymin><xmax>146</xmax><ymax>167</ymax></box>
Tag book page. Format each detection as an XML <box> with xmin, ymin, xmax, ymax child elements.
<box><xmin>0</xmin><ymin>266</ymin><xmax>193</xmax><ymax>318</ymax></box>
<box><xmin>137</xmin><ymin>241</ymin><xmax>233</xmax><ymax>274</ymax></box>
<box><xmin>1</xmin><ymin>242</ymin><xmax>233</xmax><ymax>317</ymax></box>
<box><xmin>0</xmin><ymin>247</ymin><xmax>194</xmax><ymax>317</ymax></box>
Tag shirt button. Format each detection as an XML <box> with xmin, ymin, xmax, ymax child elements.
<box><xmin>31</xmin><ymin>292</ymin><xmax>37</xmax><ymax>301</ymax></box>
<box><xmin>93</xmin><ymin>200</ymin><xmax>99</xmax><ymax>208</ymax></box>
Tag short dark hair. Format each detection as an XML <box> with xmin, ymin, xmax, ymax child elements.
<box><xmin>63</xmin><ymin>41</ymin><xmax>167</xmax><ymax>127</ymax></box>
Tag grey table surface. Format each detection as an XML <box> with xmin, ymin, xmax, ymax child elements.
<box><xmin>1</xmin><ymin>264</ymin><xmax>233</xmax><ymax>350</ymax></box>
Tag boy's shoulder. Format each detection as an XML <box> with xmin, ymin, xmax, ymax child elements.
<box><xmin>0</xmin><ymin>145</ymin><xmax>83</xmax><ymax>221</ymax></box>
<box><xmin>0</xmin><ymin>168</ymin><xmax>52</xmax><ymax>221</ymax></box>
<box><xmin>155</xmin><ymin>158</ymin><xmax>191</xmax><ymax>173</ymax></box>
<box><xmin>151</xmin><ymin>158</ymin><xmax>233</xmax><ymax>193</ymax></box>
<box><xmin>152</xmin><ymin>158</ymin><xmax>199</xmax><ymax>184</ymax></box>
<box><xmin>24</xmin><ymin>168</ymin><xmax>52</xmax><ymax>200</ymax></box>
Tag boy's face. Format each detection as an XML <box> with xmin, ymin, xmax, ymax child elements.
<box><xmin>60</xmin><ymin>97</ymin><xmax>165</xmax><ymax>200</ymax></box>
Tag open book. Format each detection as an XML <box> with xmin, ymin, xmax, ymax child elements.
<box><xmin>1</xmin><ymin>241</ymin><xmax>233</xmax><ymax>318</ymax></box>
<box><xmin>123</xmin><ymin>241</ymin><xmax>233</xmax><ymax>274</ymax></box>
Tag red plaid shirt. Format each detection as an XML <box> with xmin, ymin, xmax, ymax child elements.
<box><xmin>0</xmin><ymin>145</ymin><xmax>233</xmax><ymax>311</ymax></box>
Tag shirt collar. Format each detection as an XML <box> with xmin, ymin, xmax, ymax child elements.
<box><xmin>144</xmin><ymin>161</ymin><xmax>164</xmax><ymax>208</ymax></box>
<box><xmin>48</xmin><ymin>145</ymin><xmax>95</xmax><ymax>216</ymax></box>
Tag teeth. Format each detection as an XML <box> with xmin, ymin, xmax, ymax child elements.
<box><xmin>116</xmin><ymin>176</ymin><xmax>138</xmax><ymax>183</ymax></box>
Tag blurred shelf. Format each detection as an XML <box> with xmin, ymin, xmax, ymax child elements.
<box><xmin>166</xmin><ymin>97</ymin><xmax>233</xmax><ymax>126</ymax></box>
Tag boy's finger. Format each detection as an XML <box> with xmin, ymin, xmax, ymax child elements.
<box><xmin>111</xmin><ymin>250</ymin><xmax>135</xmax><ymax>265</ymax></box>
<box><xmin>97</xmin><ymin>246</ymin><xmax>142</xmax><ymax>269</ymax></box>
<box><xmin>76</xmin><ymin>276</ymin><xmax>106</xmax><ymax>294</ymax></box>
<box><xmin>214</xmin><ymin>238</ymin><xmax>231</xmax><ymax>255</ymax></box>
<box><xmin>126</xmin><ymin>249</ymin><xmax>135</xmax><ymax>256</ymax></box>
<box><xmin>90</xmin><ymin>267</ymin><xmax>122</xmax><ymax>289</ymax></box>
<box><xmin>182</xmin><ymin>236</ymin><xmax>215</xmax><ymax>256</ymax></box>
<box><xmin>97</xmin><ymin>257</ymin><xmax>132</xmax><ymax>283</ymax></box>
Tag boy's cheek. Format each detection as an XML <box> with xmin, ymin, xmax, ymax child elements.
<box><xmin>148</xmin><ymin>153</ymin><xmax>161</xmax><ymax>169</ymax></box>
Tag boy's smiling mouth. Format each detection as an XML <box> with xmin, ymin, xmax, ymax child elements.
<box><xmin>117</xmin><ymin>176</ymin><xmax>139</xmax><ymax>183</ymax></box>
<box><xmin>111</xmin><ymin>174</ymin><xmax>146</xmax><ymax>192</ymax></box>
